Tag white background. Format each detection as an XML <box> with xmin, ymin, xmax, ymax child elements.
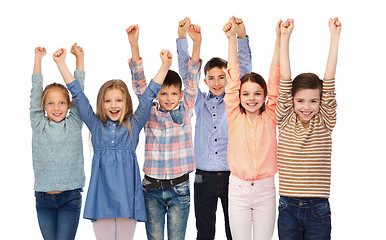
<box><xmin>1</xmin><ymin>0</ymin><xmax>385</xmax><ymax>239</ymax></box>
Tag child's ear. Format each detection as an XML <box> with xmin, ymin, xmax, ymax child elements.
<box><xmin>204</xmin><ymin>79</ymin><xmax>208</xmax><ymax>86</ymax></box>
<box><xmin>68</xmin><ymin>102</ymin><xmax>72</xmax><ymax>110</ymax></box>
<box><xmin>179</xmin><ymin>90</ymin><xmax>184</xmax><ymax>100</ymax></box>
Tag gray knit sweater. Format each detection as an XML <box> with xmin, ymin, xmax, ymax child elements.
<box><xmin>30</xmin><ymin>70</ymin><xmax>85</xmax><ymax>192</ymax></box>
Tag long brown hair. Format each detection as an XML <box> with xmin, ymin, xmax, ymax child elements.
<box><xmin>239</xmin><ymin>72</ymin><xmax>267</xmax><ymax>114</ymax></box>
<box><xmin>96</xmin><ymin>80</ymin><xmax>133</xmax><ymax>132</ymax></box>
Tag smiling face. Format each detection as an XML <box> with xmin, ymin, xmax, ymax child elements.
<box><xmin>43</xmin><ymin>88</ymin><xmax>71</xmax><ymax>122</ymax></box>
<box><xmin>156</xmin><ymin>85</ymin><xmax>183</xmax><ymax>111</ymax></box>
<box><xmin>204</xmin><ymin>67</ymin><xmax>227</xmax><ymax>96</ymax></box>
<box><xmin>293</xmin><ymin>88</ymin><xmax>321</xmax><ymax>124</ymax></box>
<box><xmin>240</xmin><ymin>81</ymin><xmax>265</xmax><ymax>119</ymax></box>
<box><xmin>103</xmin><ymin>88</ymin><xmax>124</xmax><ymax>121</ymax></box>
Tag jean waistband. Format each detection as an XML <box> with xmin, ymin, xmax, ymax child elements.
<box><xmin>280</xmin><ymin>196</ymin><xmax>329</xmax><ymax>206</ymax></box>
<box><xmin>196</xmin><ymin>169</ymin><xmax>230</xmax><ymax>176</ymax></box>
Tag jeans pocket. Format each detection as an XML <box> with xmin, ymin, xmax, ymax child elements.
<box><xmin>311</xmin><ymin>201</ymin><xmax>331</xmax><ymax>223</ymax></box>
<box><xmin>194</xmin><ymin>173</ymin><xmax>203</xmax><ymax>184</ymax></box>
<box><xmin>278</xmin><ymin>197</ymin><xmax>288</xmax><ymax>212</ymax></box>
<box><xmin>173</xmin><ymin>180</ymin><xmax>190</xmax><ymax>196</ymax></box>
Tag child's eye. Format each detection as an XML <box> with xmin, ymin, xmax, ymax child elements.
<box><xmin>160</xmin><ymin>93</ymin><xmax>166</xmax><ymax>96</ymax></box>
<box><xmin>60</xmin><ymin>102</ymin><xmax>66</xmax><ymax>105</ymax></box>
<box><xmin>242</xmin><ymin>93</ymin><xmax>249</xmax><ymax>96</ymax></box>
<box><xmin>117</xmin><ymin>99</ymin><xmax>123</xmax><ymax>102</ymax></box>
<box><xmin>105</xmin><ymin>100</ymin><xmax>110</xmax><ymax>103</ymax></box>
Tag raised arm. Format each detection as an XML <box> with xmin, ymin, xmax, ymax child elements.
<box><xmin>53</xmin><ymin>48</ymin><xmax>76</xmax><ymax>85</ymax></box>
<box><xmin>153</xmin><ymin>49</ymin><xmax>172</xmax><ymax>86</ymax></box>
<box><xmin>280</xmin><ymin>19</ymin><xmax>294</xmax><ymax>80</ymax></box>
<box><xmin>224</xmin><ymin>18</ymin><xmax>238</xmax><ymax>66</ymax></box>
<box><xmin>71</xmin><ymin>43</ymin><xmax>84</xmax><ymax>71</ymax></box>
<box><xmin>188</xmin><ymin>22</ymin><xmax>201</xmax><ymax>62</ymax></box>
<box><xmin>33</xmin><ymin>47</ymin><xmax>46</xmax><ymax>74</ymax></box>
<box><xmin>324</xmin><ymin>17</ymin><xmax>341</xmax><ymax>80</ymax></box>
<box><xmin>176</xmin><ymin>17</ymin><xmax>191</xmax><ymax>81</ymax></box>
<box><xmin>233</xmin><ymin>16</ymin><xmax>252</xmax><ymax>76</ymax></box>
<box><xmin>127</xmin><ymin>24</ymin><xmax>140</xmax><ymax>62</ymax></box>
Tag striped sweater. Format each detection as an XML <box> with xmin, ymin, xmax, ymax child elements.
<box><xmin>276</xmin><ymin>78</ymin><xmax>337</xmax><ymax>198</ymax></box>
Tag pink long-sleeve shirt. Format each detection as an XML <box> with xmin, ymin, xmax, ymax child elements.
<box><xmin>224</xmin><ymin>64</ymin><xmax>280</xmax><ymax>181</ymax></box>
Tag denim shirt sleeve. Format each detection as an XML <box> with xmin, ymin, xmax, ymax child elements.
<box><xmin>176</xmin><ymin>37</ymin><xmax>190</xmax><ymax>82</ymax></box>
<box><xmin>30</xmin><ymin>74</ymin><xmax>45</xmax><ymax>129</ymax></box>
<box><xmin>130</xmin><ymin>80</ymin><xmax>161</xmax><ymax>146</ymax></box>
<box><xmin>67</xmin><ymin>80</ymin><xmax>98</xmax><ymax>132</ymax></box>
<box><xmin>238</xmin><ymin>36</ymin><xmax>252</xmax><ymax>78</ymax></box>
<box><xmin>68</xmin><ymin>70</ymin><xmax>86</xmax><ymax>128</ymax></box>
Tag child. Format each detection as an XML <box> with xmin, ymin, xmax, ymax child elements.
<box><xmin>224</xmin><ymin>18</ymin><xmax>281</xmax><ymax>240</ymax></box>
<box><xmin>54</xmin><ymin>46</ymin><xmax>170</xmax><ymax>240</ymax></box>
<box><xmin>30</xmin><ymin>43</ymin><xmax>85</xmax><ymax>240</ymax></box>
<box><xmin>127</xmin><ymin>23</ymin><xmax>202</xmax><ymax>240</ymax></box>
<box><xmin>277</xmin><ymin>18</ymin><xmax>341</xmax><ymax>240</ymax></box>
<box><xmin>176</xmin><ymin>17</ymin><xmax>252</xmax><ymax>240</ymax></box>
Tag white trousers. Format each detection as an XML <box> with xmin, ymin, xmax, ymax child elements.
<box><xmin>228</xmin><ymin>174</ymin><xmax>276</xmax><ymax>240</ymax></box>
<box><xmin>92</xmin><ymin>218</ymin><xmax>137</xmax><ymax>240</ymax></box>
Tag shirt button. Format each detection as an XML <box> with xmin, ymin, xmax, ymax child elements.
<box><xmin>215</xmin><ymin>152</ymin><xmax>218</xmax><ymax>154</ymax></box>
<box><xmin>112</xmin><ymin>141</ymin><xmax>114</xmax><ymax>143</ymax></box>
<box><xmin>251</xmin><ymin>182</ymin><xmax>254</xmax><ymax>186</ymax></box>
<box><xmin>214</xmin><ymin>139</ymin><xmax>217</xmax><ymax>142</ymax></box>
<box><xmin>213</xmin><ymin>114</ymin><xmax>216</xmax><ymax>117</ymax></box>
<box><xmin>299</xmin><ymin>202</ymin><xmax>303</xmax><ymax>206</ymax></box>
<box><xmin>212</xmin><ymin>106</ymin><xmax>215</xmax><ymax>109</ymax></box>
<box><xmin>214</xmin><ymin>126</ymin><xmax>217</xmax><ymax>129</ymax></box>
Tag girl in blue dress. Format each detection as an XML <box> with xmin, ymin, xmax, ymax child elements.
<box><xmin>53</xmin><ymin>47</ymin><xmax>173</xmax><ymax>239</ymax></box>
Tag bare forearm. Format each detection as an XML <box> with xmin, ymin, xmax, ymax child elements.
<box><xmin>56</xmin><ymin>62</ymin><xmax>76</xmax><ymax>85</ymax></box>
<box><xmin>33</xmin><ymin>58</ymin><xmax>42</xmax><ymax>74</ymax></box>
<box><xmin>131</xmin><ymin>42</ymin><xmax>140</xmax><ymax>62</ymax></box>
<box><xmin>324</xmin><ymin>36</ymin><xmax>340</xmax><ymax>79</ymax></box>
<box><xmin>191</xmin><ymin>41</ymin><xmax>201</xmax><ymax>62</ymax></box>
<box><xmin>228</xmin><ymin>36</ymin><xmax>238</xmax><ymax>65</ymax></box>
<box><xmin>271</xmin><ymin>37</ymin><xmax>280</xmax><ymax>67</ymax></box>
<box><xmin>153</xmin><ymin>64</ymin><xmax>169</xmax><ymax>85</ymax></box>
<box><xmin>280</xmin><ymin>37</ymin><xmax>291</xmax><ymax>80</ymax></box>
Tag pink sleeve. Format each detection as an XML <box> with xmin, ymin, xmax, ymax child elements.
<box><xmin>224</xmin><ymin>64</ymin><xmax>241</xmax><ymax>124</ymax></box>
<box><xmin>264</xmin><ymin>65</ymin><xmax>280</xmax><ymax>124</ymax></box>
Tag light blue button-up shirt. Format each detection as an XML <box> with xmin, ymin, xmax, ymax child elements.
<box><xmin>176</xmin><ymin>37</ymin><xmax>252</xmax><ymax>171</ymax></box>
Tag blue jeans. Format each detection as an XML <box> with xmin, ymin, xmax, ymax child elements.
<box><xmin>278</xmin><ymin>196</ymin><xmax>331</xmax><ymax>240</ymax></box>
<box><xmin>194</xmin><ymin>169</ymin><xmax>232</xmax><ymax>240</ymax></box>
<box><xmin>142</xmin><ymin>178</ymin><xmax>190</xmax><ymax>240</ymax></box>
<box><xmin>35</xmin><ymin>189</ymin><xmax>82</xmax><ymax>240</ymax></box>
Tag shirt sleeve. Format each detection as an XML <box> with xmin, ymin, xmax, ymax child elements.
<box><xmin>67</xmin><ymin>80</ymin><xmax>98</xmax><ymax>132</ymax></box>
<box><xmin>68</xmin><ymin>70</ymin><xmax>86</xmax><ymax>127</ymax></box>
<box><xmin>224</xmin><ymin>63</ymin><xmax>241</xmax><ymax>123</ymax></box>
<box><xmin>129</xmin><ymin>58</ymin><xmax>147</xmax><ymax>98</ymax></box>
<box><xmin>264</xmin><ymin>66</ymin><xmax>280</xmax><ymax>124</ymax></box>
<box><xmin>130</xmin><ymin>80</ymin><xmax>161</xmax><ymax>145</ymax></box>
<box><xmin>182</xmin><ymin>59</ymin><xmax>202</xmax><ymax>111</ymax></box>
<box><xmin>238</xmin><ymin>36</ymin><xmax>252</xmax><ymax>77</ymax></box>
<box><xmin>319</xmin><ymin>78</ymin><xmax>337</xmax><ymax>132</ymax></box>
<box><xmin>276</xmin><ymin>77</ymin><xmax>294</xmax><ymax>130</ymax></box>
<box><xmin>30</xmin><ymin>74</ymin><xmax>44</xmax><ymax>129</ymax></box>
<box><xmin>176</xmin><ymin>38</ymin><xmax>190</xmax><ymax>82</ymax></box>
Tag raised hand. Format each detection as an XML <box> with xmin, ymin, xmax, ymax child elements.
<box><xmin>223</xmin><ymin>18</ymin><xmax>237</xmax><ymax>39</ymax></box>
<box><xmin>187</xmin><ymin>23</ymin><xmax>202</xmax><ymax>43</ymax></box>
<box><xmin>178</xmin><ymin>17</ymin><xmax>190</xmax><ymax>39</ymax></box>
<box><xmin>126</xmin><ymin>24</ymin><xmax>139</xmax><ymax>44</ymax></box>
<box><xmin>232</xmin><ymin>16</ymin><xmax>246</xmax><ymax>39</ymax></box>
<box><xmin>35</xmin><ymin>47</ymin><xmax>47</xmax><ymax>60</ymax></box>
<box><xmin>53</xmin><ymin>48</ymin><xmax>66</xmax><ymax>65</ymax></box>
<box><xmin>281</xmin><ymin>19</ymin><xmax>294</xmax><ymax>37</ymax></box>
<box><xmin>71</xmin><ymin>43</ymin><xmax>84</xmax><ymax>58</ymax></box>
<box><xmin>160</xmin><ymin>49</ymin><xmax>173</xmax><ymax>69</ymax></box>
<box><xmin>328</xmin><ymin>17</ymin><xmax>342</xmax><ymax>39</ymax></box>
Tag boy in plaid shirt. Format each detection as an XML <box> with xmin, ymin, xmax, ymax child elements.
<box><xmin>127</xmin><ymin>23</ymin><xmax>202</xmax><ymax>240</ymax></box>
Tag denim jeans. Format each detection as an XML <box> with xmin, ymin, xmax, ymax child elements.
<box><xmin>142</xmin><ymin>178</ymin><xmax>190</xmax><ymax>240</ymax></box>
<box><xmin>278</xmin><ymin>196</ymin><xmax>331</xmax><ymax>240</ymax></box>
<box><xmin>194</xmin><ymin>169</ymin><xmax>232</xmax><ymax>240</ymax></box>
<box><xmin>35</xmin><ymin>188</ymin><xmax>82</xmax><ymax>240</ymax></box>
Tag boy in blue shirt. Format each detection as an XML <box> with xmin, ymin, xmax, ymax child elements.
<box><xmin>176</xmin><ymin>17</ymin><xmax>252</xmax><ymax>240</ymax></box>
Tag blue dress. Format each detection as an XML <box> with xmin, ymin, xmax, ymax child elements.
<box><xmin>67</xmin><ymin>79</ymin><xmax>161</xmax><ymax>221</ymax></box>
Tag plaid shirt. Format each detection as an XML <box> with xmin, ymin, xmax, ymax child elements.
<box><xmin>129</xmin><ymin>58</ymin><xmax>202</xmax><ymax>179</ymax></box>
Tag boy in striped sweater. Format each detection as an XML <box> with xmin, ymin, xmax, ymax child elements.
<box><xmin>276</xmin><ymin>18</ymin><xmax>341</xmax><ymax>240</ymax></box>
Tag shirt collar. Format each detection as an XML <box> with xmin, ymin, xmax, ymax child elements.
<box><xmin>207</xmin><ymin>91</ymin><xmax>225</xmax><ymax>100</ymax></box>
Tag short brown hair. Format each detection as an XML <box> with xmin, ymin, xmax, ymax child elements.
<box><xmin>204</xmin><ymin>57</ymin><xmax>228</xmax><ymax>76</ymax></box>
<box><xmin>163</xmin><ymin>70</ymin><xmax>182</xmax><ymax>90</ymax></box>
<box><xmin>292</xmin><ymin>73</ymin><xmax>322</xmax><ymax>98</ymax></box>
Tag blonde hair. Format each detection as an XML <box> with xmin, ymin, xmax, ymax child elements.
<box><xmin>96</xmin><ymin>80</ymin><xmax>133</xmax><ymax>132</ymax></box>
<box><xmin>41</xmin><ymin>83</ymin><xmax>71</xmax><ymax>110</ymax></box>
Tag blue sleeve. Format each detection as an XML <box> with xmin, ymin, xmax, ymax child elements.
<box><xmin>238</xmin><ymin>36</ymin><xmax>252</xmax><ymax>78</ymax></box>
<box><xmin>67</xmin><ymin>80</ymin><xmax>98</xmax><ymax>132</ymax></box>
<box><xmin>176</xmin><ymin>38</ymin><xmax>190</xmax><ymax>82</ymax></box>
<box><xmin>30</xmin><ymin>74</ymin><xmax>44</xmax><ymax>129</ymax></box>
<box><xmin>68</xmin><ymin>70</ymin><xmax>86</xmax><ymax>127</ymax></box>
<box><xmin>130</xmin><ymin>80</ymin><xmax>161</xmax><ymax>145</ymax></box>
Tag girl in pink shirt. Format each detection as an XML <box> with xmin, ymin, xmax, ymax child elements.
<box><xmin>223</xmin><ymin>18</ymin><xmax>281</xmax><ymax>240</ymax></box>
